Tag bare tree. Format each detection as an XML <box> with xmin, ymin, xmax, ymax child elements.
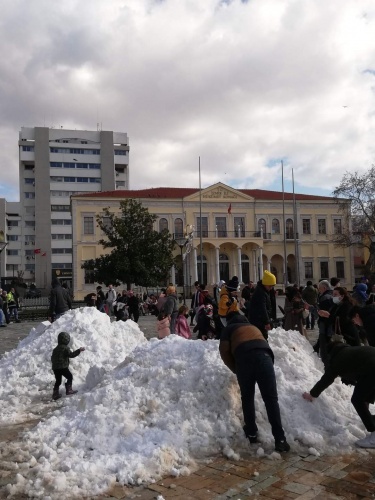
<box><xmin>333</xmin><ymin>166</ymin><xmax>375</xmax><ymax>275</ymax></box>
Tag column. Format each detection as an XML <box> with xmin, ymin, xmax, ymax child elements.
<box><xmin>170</xmin><ymin>265</ymin><xmax>176</xmax><ymax>285</ymax></box>
<box><xmin>252</xmin><ymin>249</ymin><xmax>257</xmax><ymax>282</ymax></box>
<box><xmin>215</xmin><ymin>247</ymin><xmax>220</xmax><ymax>284</ymax></box>
<box><xmin>258</xmin><ymin>247</ymin><xmax>263</xmax><ymax>280</ymax></box>
<box><xmin>237</xmin><ymin>247</ymin><xmax>242</xmax><ymax>283</ymax></box>
<box><xmin>192</xmin><ymin>247</ymin><xmax>198</xmax><ymax>283</ymax></box>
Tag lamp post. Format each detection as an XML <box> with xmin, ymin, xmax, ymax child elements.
<box><xmin>174</xmin><ymin>236</ymin><xmax>188</xmax><ymax>304</ymax></box>
<box><xmin>174</xmin><ymin>226</ymin><xmax>194</xmax><ymax>305</ymax></box>
<box><xmin>0</xmin><ymin>231</ymin><xmax>8</xmax><ymax>289</ymax></box>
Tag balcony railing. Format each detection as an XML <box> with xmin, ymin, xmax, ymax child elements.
<box><xmin>189</xmin><ymin>230</ymin><xmax>272</xmax><ymax>240</ymax></box>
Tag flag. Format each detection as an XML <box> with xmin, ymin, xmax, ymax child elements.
<box><xmin>41</xmin><ymin>252</ymin><xmax>46</xmax><ymax>256</ymax></box>
<box><xmin>34</xmin><ymin>248</ymin><xmax>41</xmax><ymax>254</ymax></box>
<box><xmin>227</xmin><ymin>203</ymin><xmax>232</xmax><ymax>214</ymax></box>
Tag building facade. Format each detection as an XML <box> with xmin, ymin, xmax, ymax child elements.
<box><xmin>0</xmin><ymin>127</ymin><xmax>129</xmax><ymax>289</ymax></box>
<box><xmin>70</xmin><ymin>183</ymin><xmax>355</xmax><ymax>299</ymax></box>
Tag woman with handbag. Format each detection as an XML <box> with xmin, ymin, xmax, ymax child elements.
<box><xmin>283</xmin><ymin>287</ymin><xmax>309</xmax><ymax>337</ymax></box>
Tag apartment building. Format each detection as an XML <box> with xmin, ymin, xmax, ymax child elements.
<box><xmin>70</xmin><ymin>183</ymin><xmax>355</xmax><ymax>299</ymax></box>
<box><xmin>0</xmin><ymin>127</ymin><xmax>129</xmax><ymax>290</ymax></box>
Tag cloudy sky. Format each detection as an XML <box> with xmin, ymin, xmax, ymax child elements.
<box><xmin>1</xmin><ymin>0</ymin><xmax>375</xmax><ymax>201</ymax></box>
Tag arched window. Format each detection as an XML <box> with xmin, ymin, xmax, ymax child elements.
<box><xmin>286</xmin><ymin>218</ymin><xmax>294</xmax><ymax>239</ymax></box>
<box><xmin>241</xmin><ymin>253</ymin><xmax>250</xmax><ymax>284</ymax></box>
<box><xmin>272</xmin><ymin>219</ymin><xmax>280</xmax><ymax>234</ymax></box>
<box><xmin>258</xmin><ymin>218</ymin><xmax>266</xmax><ymax>235</ymax></box>
<box><xmin>219</xmin><ymin>253</ymin><xmax>230</xmax><ymax>283</ymax></box>
<box><xmin>159</xmin><ymin>218</ymin><xmax>168</xmax><ymax>232</ymax></box>
<box><xmin>174</xmin><ymin>218</ymin><xmax>183</xmax><ymax>237</ymax></box>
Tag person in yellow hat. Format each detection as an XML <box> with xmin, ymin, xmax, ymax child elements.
<box><xmin>247</xmin><ymin>271</ymin><xmax>277</xmax><ymax>340</ymax></box>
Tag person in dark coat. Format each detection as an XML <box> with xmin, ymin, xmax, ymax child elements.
<box><xmin>247</xmin><ymin>270</ymin><xmax>276</xmax><ymax>340</ymax></box>
<box><xmin>1</xmin><ymin>290</ymin><xmax>10</xmax><ymax>324</ymax></box>
<box><xmin>219</xmin><ymin>313</ymin><xmax>290</xmax><ymax>452</ymax></box>
<box><xmin>350</xmin><ymin>305</ymin><xmax>375</xmax><ymax>346</ymax></box>
<box><xmin>51</xmin><ymin>331</ymin><xmax>85</xmax><ymax>401</ymax></box>
<box><xmin>303</xmin><ymin>337</ymin><xmax>375</xmax><ymax>448</ymax></box>
<box><xmin>317</xmin><ymin>287</ymin><xmax>360</xmax><ymax>346</ymax></box>
<box><xmin>0</xmin><ymin>292</ymin><xmax>7</xmax><ymax>327</ymax></box>
<box><xmin>127</xmin><ymin>290</ymin><xmax>140</xmax><ymax>323</ymax></box>
<box><xmin>49</xmin><ymin>278</ymin><xmax>72</xmax><ymax>322</ymax></box>
<box><xmin>96</xmin><ymin>286</ymin><xmax>106</xmax><ymax>312</ymax></box>
<box><xmin>195</xmin><ymin>303</ymin><xmax>216</xmax><ymax>340</ymax></box>
<box><xmin>315</xmin><ymin>280</ymin><xmax>333</xmax><ymax>364</ymax></box>
<box><xmin>302</xmin><ymin>280</ymin><xmax>318</xmax><ymax>330</ymax></box>
<box><xmin>114</xmin><ymin>290</ymin><xmax>128</xmax><ymax>321</ymax></box>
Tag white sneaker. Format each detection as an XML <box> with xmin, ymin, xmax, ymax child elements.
<box><xmin>355</xmin><ymin>431</ymin><xmax>375</xmax><ymax>448</ymax></box>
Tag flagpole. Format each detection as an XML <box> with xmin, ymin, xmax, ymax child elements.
<box><xmin>292</xmin><ymin>169</ymin><xmax>300</xmax><ymax>287</ymax></box>
<box><xmin>282</xmin><ymin>161</ymin><xmax>288</xmax><ymax>290</ymax></box>
<box><xmin>199</xmin><ymin>157</ymin><xmax>203</xmax><ymax>283</ymax></box>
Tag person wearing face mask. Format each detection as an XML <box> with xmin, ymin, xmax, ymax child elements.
<box><xmin>317</xmin><ymin>287</ymin><xmax>360</xmax><ymax>346</ymax></box>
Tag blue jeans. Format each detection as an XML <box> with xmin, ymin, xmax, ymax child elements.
<box><xmin>235</xmin><ymin>348</ymin><xmax>286</xmax><ymax>442</ymax></box>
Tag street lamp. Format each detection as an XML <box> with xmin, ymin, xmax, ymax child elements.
<box><xmin>174</xmin><ymin>226</ymin><xmax>194</xmax><ymax>305</ymax></box>
<box><xmin>174</xmin><ymin>235</ymin><xmax>188</xmax><ymax>304</ymax></box>
<box><xmin>0</xmin><ymin>230</ymin><xmax>8</xmax><ymax>289</ymax></box>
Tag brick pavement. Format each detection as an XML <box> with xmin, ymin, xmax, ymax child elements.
<box><xmin>1</xmin><ymin>318</ymin><xmax>375</xmax><ymax>499</ymax></box>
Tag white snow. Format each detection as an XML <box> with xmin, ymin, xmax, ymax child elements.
<box><xmin>0</xmin><ymin>307</ymin><xmax>370</xmax><ymax>499</ymax></box>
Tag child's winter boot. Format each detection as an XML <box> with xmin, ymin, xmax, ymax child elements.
<box><xmin>52</xmin><ymin>389</ymin><xmax>62</xmax><ymax>401</ymax></box>
<box><xmin>65</xmin><ymin>383</ymin><xmax>78</xmax><ymax>396</ymax></box>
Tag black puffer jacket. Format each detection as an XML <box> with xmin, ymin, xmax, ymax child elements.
<box><xmin>49</xmin><ymin>279</ymin><xmax>72</xmax><ymax>316</ymax></box>
<box><xmin>310</xmin><ymin>344</ymin><xmax>375</xmax><ymax>398</ymax></box>
<box><xmin>247</xmin><ymin>281</ymin><xmax>272</xmax><ymax>331</ymax></box>
<box><xmin>356</xmin><ymin>305</ymin><xmax>375</xmax><ymax>346</ymax></box>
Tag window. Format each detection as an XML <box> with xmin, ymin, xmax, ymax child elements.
<box><xmin>286</xmin><ymin>218</ymin><xmax>294</xmax><ymax>239</ymax></box>
<box><xmin>25</xmin><ymin>178</ymin><xmax>34</xmax><ymax>184</ymax></box>
<box><xmin>7</xmin><ymin>249</ymin><xmax>18</xmax><ymax>256</ymax></box>
<box><xmin>272</xmin><ymin>219</ymin><xmax>280</xmax><ymax>234</ymax></box>
<box><xmin>52</xmin><ymin>234</ymin><xmax>72</xmax><ymax>240</ymax></box>
<box><xmin>7</xmin><ymin>221</ymin><xmax>18</xmax><ymax>227</ymax></box>
<box><xmin>304</xmin><ymin>262</ymin><xmax>313</xmax><ymax>279</ymax></box>
<box><xmin>114</xmin><ymin>150</ymin><xmax>127</xmax><ymax>155</ymax></box>
<box><xmin>50</xmin><ymin>147</ymin><xmax>100</xmax><ymax>155</ymax></box>
<box><xmin>318</xmin><ymin>219</ymin><xmax>326</xmax><ymax>234</ymax></box>
<box><xmin>333</xmin><ymin>219</ymin><xmax>342</xmax><ymax>234</ymax></box>
<box><xmin>51</xmin><ymin>205</ymin><xmax>70</xmax><ymax>212</ymax></box>
<box><xmin>7</xmin><ymin>264</ymin><xmax>19</xmax><ymax>271</ymax></box>
<box><xmin>219</xmin><ymin>253</ymin><xmax>229</xmax><ymax>282</ymax></box>
<box><xmin>64</xmin><ymin>177</ymin><xmax>76</xmax><ymax>183</ymax></box>
<box><xmin>174</xmin><ymin>218</ymin><xmax>183</xmax><ymax>237</ymax></box>
<box><xmin>84</xmin><ymin>269</ymin><xmax>95</xmax><ymax>284</ymax></box>
<box><xmin>77</xmin><ymin>177</ymin><xmax>89</xmax><ymax>183</ymax></box>
<box><xmin>302</xmin><ymin>219</ymin><xmax>311</xmax><ymax>234</ymax></box>
<box><xmin>320</xmin><ymin>261</ymin><xmax>329</xmax><ymax>279</ymax></box>
<box><xmin>51</xmin><ymin>263</ymin><xmax>71</xmax><ymax>269</ymax></box>
<box><xmin>50</xmin><ymin>176</ymin><xmax>64</xmax><ymax>182</ymax></box>
<box><xmin>258</xmin><ymin>218</ymin><xmax>266</xmax><ymax>235</ymax></box>
<box><xmin>25</xmin><ymin>264</ymin><xmax>34</xmax><ymax>271</ymax></box>
<box><xmin>197</xmin><ymin>255</ymin><xmax>208</xmax><ymax>284</ymax></box>
<box><xmin>83</xmin><ymin>216</ymin><xmax>94</xmax><ymax>235</ymax></box>
<box><xmin>216</xmin><ymin>217</ymin><xmax>227</xmax><ymax>237</ymax></box>
<box><xmin>116</xmin><ymin>181</ymin><xmax>125</xmax><ymax>188</ymax></box>
<box><xmin>234</xmin><ymin>217</ymin><xmax>245</xmax><ymax>237</ymax></box>
<box><xmin>22</xmin><ymin>146</ymin><xmax>34</xmax><ymax>152</ymax></box>
<box><xmin>101</xmin><ymin>216</ymin><xmax>112</xmax><ymax>231</ymax></box>
<box><xmin>336</xmin><ymin>261</ymin><xmax>345</xmax><ymax>279</ymax></box>
<box><xmin>51</xmin><ymin>219</ymin><xmax>71</xmax><ymax>225</ymax></box>
<box><xmin>25</xmin><ymin>221</ymin><xmax>35</xmax><ymax>228</ymax></box>
<box><xmin>25</xmin><ymin>250</ymin><xmax>34</xmax><ymax>256</ymax></box>
<box><xmin>196</xmin><ymin>217</ymin><xmax>208</xmax><ymax>237</ymax></box>
<box><xmin>241</xmin><ymin>254</ymin><xmax>250</xmax><ymax>284</ymax></box>
<box><xmin>25</xmin><ymin>192</ymin><xmax>35</xmax><ymax>199</ymax></box>
<box><xmin>25</xmin><ymin>234</ymin><xmax>34</xmax><ymax>241</ymax></box>
<box><xmin>7</xmin><ymin>235</ymin><xmax>18</xmax><ymax>241</ymax></box>
<box><xmin>159</xmin><ymin>218</ymin><xmax>168</xmax><ymax>232</ymax></box>
<box><xmin>52</xmin><ymin>248</ymin><xmax>72</xmax><ymax>254</ymax></box>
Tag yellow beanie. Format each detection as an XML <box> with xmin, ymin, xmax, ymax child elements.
<box><xmin>262</xmin><ymin>270</ymin><xmax>276</xmax><ymax>286</ymax></box>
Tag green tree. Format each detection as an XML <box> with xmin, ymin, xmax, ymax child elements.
<box><xmin>333</xmin><ymin>166</ymin><xmax>375</xmax><ymax>275</ymax></box>
<box><xmin>82</xmin><ymin>199</ymin><xmax>175</xmax><ymax>288</ymax></box>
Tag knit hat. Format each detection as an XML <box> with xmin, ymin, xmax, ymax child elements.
<box><xmin>226</xmin><ymin>276</ymin><xmax>239</xmax><ymax>291</ymax></box>
<box><xmin>262</xmin><ymin>270</ymin><xmax>276</xmax><ymax>286</ymax></box>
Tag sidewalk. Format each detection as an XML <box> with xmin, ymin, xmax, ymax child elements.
<box><xmin>1</xmin><ymin>317</ymin><xmax>375</xmax><ymax>499</ymax></box>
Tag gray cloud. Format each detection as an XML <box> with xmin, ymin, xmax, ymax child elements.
<box><xmin>1</xmin><ymin>0</ymin><xmax>375</xmax><ymax>201</ymax></box>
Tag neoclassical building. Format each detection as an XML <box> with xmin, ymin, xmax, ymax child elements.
<box><xmin>70</xmin><ymin>183</ymin><xmax>354</xmax><ymax>299</ymax></box>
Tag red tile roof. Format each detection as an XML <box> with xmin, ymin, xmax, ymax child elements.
<box><xmin>73</xmin><ymin>186</ymin><xmax>333</xmax><ymax>201</ymax></box>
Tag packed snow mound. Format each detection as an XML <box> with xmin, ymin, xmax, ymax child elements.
<box><xmin>9</xmin><ymin>327</ymin><xmax>370</xmax><ymax>499</ymax></box>
<box><xmin>0</xmin><ymin>307</ymin><xmax>146</xmax><ymax>423</ymax></box>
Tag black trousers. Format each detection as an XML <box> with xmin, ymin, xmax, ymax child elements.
<box><xmin>351</xmin><ymin>379</ymin><xmax>375</xmax><ymax>432</ymax></box>
<box><xmin>53</xmin><ymin>368</ymin><xmax>73</xmax><ymax>390</ymax></box>
<box><xmin>235</xmin><ymin>348</ymin><xmax>286</xmax><ymax>442</ymax></box>
<box><xmin>129</xmin><ymin>309</ymin><xmax>139</xmax><ymax>323</ymax></box>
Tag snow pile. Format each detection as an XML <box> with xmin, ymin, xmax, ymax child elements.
<box><xmin>0</xmin><ymin>307</ymin><xmax>146</xmax><ymax>423</ymax></box>
<box><xmin>1</xmin><ymin>313</ymin><xmax>371</xmax><ymax>499</ymax></box>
